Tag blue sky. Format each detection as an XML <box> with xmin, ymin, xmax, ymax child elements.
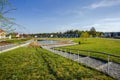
<box><xmin>8</xmin><ymin>0</ymin><xmax>120</xmax><ymax>33</ymax></box>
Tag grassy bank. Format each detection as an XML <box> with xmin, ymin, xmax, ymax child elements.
<box><xmin>0</xmin><ymin>39</ymin><xmax>30</xmax><ymax>46</ymax></box>
<box><xmin>49</xmin><ymin>38</ymin><xmax>120</xmax><ymax>63</ymax></box>
<box><xmin>4</xmin><ymin>39</ymin><xmax>30</xmax><ymax>43</ymax></box>
<box><xmin>39</xmin><ymin>38</ymin><xmax>120</xmax><ymax>55</ymax></box>
<box><xmin>0</xmin><ymin>47</ymin><xmax>114</xmax><ymax>80</ymax></box>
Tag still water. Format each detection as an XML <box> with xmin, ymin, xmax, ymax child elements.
<box><xmin>38</xmin><ymin>40</ymin><xmax>59</xmax><ymax>45</ymax></box>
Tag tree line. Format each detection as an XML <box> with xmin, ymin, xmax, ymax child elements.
<box><xmin>29</xmin><ymin>27</ymin><xmax>104</xmax><ymax>38</ymax></box>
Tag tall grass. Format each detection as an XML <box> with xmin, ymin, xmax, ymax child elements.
<box><xmin>3</xmin><ymin>38</ymin><xmax>30</xmax><ymax>44</ymax></box>
<box><xmin>0</xmin><ymin>47</ymin><xmax>114</xmax><ymax>80</ymax></box>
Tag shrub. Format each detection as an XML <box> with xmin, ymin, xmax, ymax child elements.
<box><xmin>28</xmin><ymin>41</ymin><xmax>41</xmax><ymax>48</ymax></box>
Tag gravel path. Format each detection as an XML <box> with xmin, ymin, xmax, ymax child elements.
<box><xmin>0</xmin><ymin>44</ymin><xmax>17</xmax><ymax>51</ymax></box>
<box><xmin>0</xmin><ymin>40</ymin><xmax>32</xmax><ymax>53</ymax></box>
<box><xmin>42</xmin><ymin>45</ymin><xmax>120</xmax><ymax>80</ymax></box>
<box><xmin>98</xmin><ymin>62</ymin><xmax>120</xmax><ymax>79</ymax></box>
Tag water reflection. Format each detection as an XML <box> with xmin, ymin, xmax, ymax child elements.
<box><xmin>38</xmin><ymin>40</ymin><xmax>59</xmax><ymax>45</ymax></box>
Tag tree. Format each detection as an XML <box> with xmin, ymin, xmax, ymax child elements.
<box><xmin>97</xmin><ymin>32</ymin><xmax>104</xmax><ymax>37</ymax></box>
<box><xmin>0</xmin><ymin>0</ymin><xmax>17</xmax><ymax>33</ymax></box>
<box><xmin>89</xmin><ymin>27</ymin><xmax>96</xmax><ymax>37</ymax></box>
<box><xmin>90</xmin><ymin>27</ymin><xmax>96</xmax><ymax>32</ymax></box>
<box><xmin>81</xmin><ymin>31</ymin><xmax>89</xmax><ymax>43</ymax></box>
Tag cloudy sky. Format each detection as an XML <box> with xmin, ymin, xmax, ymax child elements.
<box><xmin>9</xmin><ymin>0</ymin><xmax>120</xmax><ymax>33</ymax></box>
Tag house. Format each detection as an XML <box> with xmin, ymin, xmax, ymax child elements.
<box><xmin>0</xmin><ymin>29</ymin><xmax>6</xmax><ymax>39</ymax></box>
<box><xmin>9</xmin><ymin>32</ymin><xmax>20</xmax><ymax>38</ymax></box>
<box><xmin>16</xmin><ymin>33</ymin><xmax>20</xmax><ymax>38</ymax></box>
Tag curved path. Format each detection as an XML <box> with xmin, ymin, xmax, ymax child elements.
<box><xmin>42</xmin><ymin>43</ymin><xmax>120</xmax><ymax>80</ymax></box>
<box><xmin>0</xmin><ymin>40</ymin><xmax>32</xmax><ymax>53</ymax></box>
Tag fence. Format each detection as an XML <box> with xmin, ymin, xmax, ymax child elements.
<box><xmin>52</xmin><ymin>47</ymin><xmax>120</xmax><ymax>79</ymax></box>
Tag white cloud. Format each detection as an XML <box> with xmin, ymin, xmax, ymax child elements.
<box><xmin>101</xmin><ymin>18</ymin><xmax>120</xmax><ymax>22</ymax></box>
<box><xmin>55</xmin><ymin>17</ymin><xmax>120</xmax><ymax>32</ymax></box>
<box><xmin>86</xmin><ymin>0</ymin><xmax>120</xmax><ymax>9</ymax></box>
<box><xmin>84</xmin><ymin>17</ymin><xmax>119</xmax><ymax>32</ymax></box>
<box><xmin>89</xmin><ymin>22</ymin><xmax>120</xmax><ymax>32</ymax></box>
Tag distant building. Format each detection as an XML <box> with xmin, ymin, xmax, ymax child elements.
<box><xmin>0</xmin><ymin>29</ymin><xmax>6</xmax><ymax>39</ymax></box>
<box><xmin>16</xmin><ymin>33</ymin><xmax>20</xmax><ymax>38</ymax></box>
<box><xmin>20</xmin><ymin>34</ymin><xmax>31</xmax><ymax>38</ymax></box>
<box><xmin>50</xmin><ymin>35</ymin><xmax>53</xmax><ymax>38</ymax></box>
<box><xmin>58</xmin><ymin>34</ymin><xmax>80</xmax><ymax>38</ymax></box>
<box><xmin>104</xmin><ymin>32</ymin><xmax>120</xmax><ymax>38</ymax></box>
<box><xmin>8</xmin><ymin>35</ymin><xmax>12</xmax><ymax>39</ymax></box>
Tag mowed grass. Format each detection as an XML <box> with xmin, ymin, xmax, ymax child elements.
<box><xmin>50</xmin><ymin>38</ymin><xmax>120</xmax><ymax>63</ymax></box>
<box><xmin>73</xmin><ymin>38</ymin><xmax>120</xmax><ymax>56</ymax></box>
<box><xmin>42</xmin><ymin>38</ymin><xmax>120</xmax><ymax>55</ymax></box>
<box><xmin>0</xmin><ymin>47</ymin><xmax>114</xmax><ymax>80</ymax></box>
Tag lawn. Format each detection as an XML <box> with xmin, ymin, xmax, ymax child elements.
<box><xmin>0</xmin><ymin>47</ymin><xmax>114</xmax><ymax>80</ymax></box>
<box><xmin>52</xmin><ymin>38</ymin><xmax>120</xmax><ymax>63</ymax></box>
<box><xmin>73</xmin><ymin>38</ymin><xmax>120</xmax><ymax>55</ymax></box>
<box><xmin>42</xmin><ymin>38</ymin><xmax>120</xmax><ymax>55</ymax></box>
<box><xmin>4</xmin><ymin>38</ymin><xmax>30</xmax><ymax>44</ymax></box>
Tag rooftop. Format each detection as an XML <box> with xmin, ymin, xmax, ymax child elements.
<box><xmin>0</xmin><ymin>29</ymin><xmax>5</xmax><ymax>33</ymax></box>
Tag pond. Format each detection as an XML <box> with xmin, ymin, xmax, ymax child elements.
<box><xmin>38</xmin><ymin>40</ymin><xmax>59</xmax><ymax>45</ymax></box>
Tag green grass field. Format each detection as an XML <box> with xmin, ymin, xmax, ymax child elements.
<box><xmin>3</xmin><ymin>38</ymin><xmax>30</xmax><ymax>44</ymax></box>
<box><xmin>74</xmin><ymin>38</ymin><xmax>120</xmax><ymax>55</ymax></box>
<box><xmin>43</xmin><ymin>38</ymin><xmax>120</xmax><ymax>55</ymax></box>
<box><xmin>51</xmin><ymin>38</ymin><xmax>120</xmax><ymax>63</ymax></box>
<box><xmin>0</xmin><ymin>47</ymin><xmax>114</xmax><ymax>80</ymax></box>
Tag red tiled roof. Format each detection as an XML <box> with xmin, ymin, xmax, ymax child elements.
<box><xmin>0</xmin><ymin>29</ymin><xmax>5</xmax><ymax>33</ymax></box>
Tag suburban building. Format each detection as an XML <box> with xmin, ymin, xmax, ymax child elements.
<box><xmin>0</xmin><ymin>29</ymin><xmax>6</xmax><ymax>39</ymax></box>
<box><xmin>58</xmin><ymin>34</ymin><xmax>80</xmax><ymax>38</ymax></box>
<box><xmin>104</xmin><ymin>32</ymin><xmax>120</xmax><ymax>38</ymax></box>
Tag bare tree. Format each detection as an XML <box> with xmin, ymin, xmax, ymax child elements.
<box><xmin>0</xmin><ymin>0</ymin><xmax>19</xmax><ymax>33</ymax></box>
